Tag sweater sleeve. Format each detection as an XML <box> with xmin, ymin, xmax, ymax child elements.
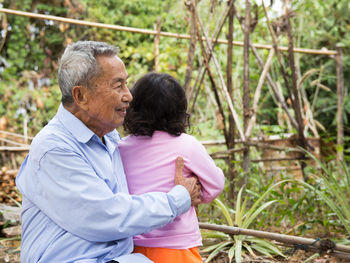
<box><xmin>183</xmin><ymin>135</ymin><xmax>225</xmax><ymax>203</ymax></box>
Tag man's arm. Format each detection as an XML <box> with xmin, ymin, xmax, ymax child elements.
<box><xmin>174</xmin><ymin>156</ymin><xmax>202</xmax><ymax>206</ymax></box>
<box><xmin>21</xmin><ymin>148</ymin><xmax>191</xmax><ymax>242</ymax></box>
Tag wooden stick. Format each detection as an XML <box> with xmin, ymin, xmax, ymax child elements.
<box><xmin>0</xmin><ymin>146</ymin><xmax>30</xmax><ymax>151</ymax></box>
<box><xmin>210</xmin><ymin>147</ymin><xmax>246</xmax><ymax>157</ymax></box>
<box><xmin>250</xmin><ymin>43</ymin><xmax>299</xmax><ymax>130</ymax></box>
<box><xmin>193</xmin><ymin>3</ymin><xmax>245</xmax><ymax>141</ymax></box>
<box><xmin>201</xmin><ymin>140</ymin><xmax>226</xmax><ymax>146</ymax></box>
<box><xmin>226</xmin><ymin>0</ymin><xmax>237</xmax><ymax>204</ymax></box>
<box><xmin>226</xmin><ymin>1</ymin><xmax>235</xmax><ymax>142</ymax></box>
<box><xmin>0</xmin><ymin>130</ymin><xmax>33</xmax><ymax>140</ymax></box>
<box><xmin>284</xmin><ymin>4</ymin><xmax>306</xmax><ymax>144</ymax></box>
<box><xmin>188</xmin><ymin>0</ymin><xmax>233</xmax><ymax>108</ymax></box>
<box><xmin>250</xmin><ymin>157</ymin><xmax>307</xmax><ymax>162</ymax></box>
<box><xmin>236</xmin><ymin>15</ymin><xmax>299</xmax><ymax>131</ymax></box>
<box><xmin>23</xmin><ymin>115</ymin><xmax>28</xmax><ymax>144</ymax></box>
<box><xmin>0</xmin><ymin>8</ymin><xmax>337</xmax><ymax>55</ymax></box>
<box><xmin>245</xmin><ymin>141</ymin><xmax>302</xmax><ymax>152</ymax></box>
<box><xmin>242</xmin><ymin>0</ymin><xmax>251</xmax><ymax>173</ymax></box>
<box><xmin>262</xmin><ymin>3</ymin><xmax>312</xmax><ymax>170</ymax></box>
<box><xmin>283</xmin><ymin>3</ymin><xmax>309</xmax><ymax>180</ymax></box>
<box><xmin>336</xmin><ymin>44</ymin><xmax>344</xmax><ymax>162</ymax></box>
<box><xmin>184</xmin><ymin>8</ymin><xmax>197</xmax><ymax>95</ymax></box>
<box><xmin>188</xmin><ymin>0</ymin><xmax>234</xmax><ymax>143</ymax></box>
<box><xmin>0</xmin><ymin>137</ymin><xmax>29</xmax><ymax>147</ymax></box>
<box><xmin>311</xmin><ymin>66</ymin><xmax>324</xmax><ymax>111</ymax></box>
<box><xmin>245</xmin><ymin>48</ymin><xmax>275</xmax><ymax>138</ymax></box>
<box><xmin>262</xmin><ymin>3</ymin><xmax>294</xmax><ymax>111</ymax></box>
<box><xmin>199</xmin><ymin>223</ymin><xmax>350</xmax><ymax>254</ymax></box>
<box><xmin>203</xmin><ymin>140</ymin><xmax>302</xmax><ymax>153</ymax></box>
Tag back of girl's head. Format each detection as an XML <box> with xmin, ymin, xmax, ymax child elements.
<box><xmin>123</xmin><ymin>72</ymin><xmax>190</xmax><ymax>137</ymax></box>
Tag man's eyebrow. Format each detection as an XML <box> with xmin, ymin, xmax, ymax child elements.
<box><xmin>112</xmin><ymin>75</ymin><xmax>129</xmax><ymax>83</ymax></box>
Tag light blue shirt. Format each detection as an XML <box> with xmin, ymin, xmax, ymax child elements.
<box><xmin>16</xmin><ymin>104</ymin><xmax>191</xmax><ymax>263</ymax></box>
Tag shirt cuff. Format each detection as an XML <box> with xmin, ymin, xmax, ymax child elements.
<box><xmin>167</xmin><ymin>185</ymin><xmax>191</xmax><ymax>217</ymax></box>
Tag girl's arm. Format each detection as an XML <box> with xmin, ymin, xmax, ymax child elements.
<box><xmin>183</xmin><ymin>136</ymin><xmax>225</xmax><ymax>203</ymax></box>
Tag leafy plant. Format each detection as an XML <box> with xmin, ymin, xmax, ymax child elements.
<box><xmin>297</xmin><ymin>151</ymin><xmax>350</xmax><ymax>235</ymax></box>
<box><xmin>201</xmin><ymin>181</ymin><xmax>287</xmax><ymax>263</ymax></box>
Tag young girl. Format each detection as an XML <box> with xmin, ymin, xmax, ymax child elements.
<box><xmin>118</xmin><ymin>72</ymin><xmax>225</xmax><ymax>263</ymax></box>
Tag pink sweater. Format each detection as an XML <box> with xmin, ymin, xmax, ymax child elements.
<box><xmin>118</xmin><ymin>131</ymin><xmax>225</xmax><ymax>249</ymax></box>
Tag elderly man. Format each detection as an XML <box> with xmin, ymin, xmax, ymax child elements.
<box><xmin>16</xmin><ymin>41</ymin><xmax>201</xmax><ymax>263</ymax></box>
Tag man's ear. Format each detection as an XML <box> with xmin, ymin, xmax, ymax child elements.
<box><xmin>72</xmin><ymin>85</ymin><xmax>90</xmax><ymax>111</ymax></box>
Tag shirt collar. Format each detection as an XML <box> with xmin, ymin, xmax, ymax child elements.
<box><xmin>56</xmin><ymin>104</ymin><xmax>95</xmax><ymax>143</ymax></box>
<box><xmin>56</xmin><ymin>104</ymin><xmax>122</xmax><ymax>144</ymax></box>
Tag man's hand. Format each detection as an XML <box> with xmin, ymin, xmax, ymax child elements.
<box><xmin>174</xmin><ymin>157</ymin><xmax>201</xmax><ymax>206</ymax></box>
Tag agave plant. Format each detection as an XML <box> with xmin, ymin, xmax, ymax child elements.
<box><xmin>201</xmin><ymin>181</ymin><xmax>288</xmax><ymax>263</ymax></box>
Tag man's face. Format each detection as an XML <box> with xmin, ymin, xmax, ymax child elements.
<box><xmin>84</xmin><ymin>55</ymin><xmax>132</xmax><ymax>135</ymax></box>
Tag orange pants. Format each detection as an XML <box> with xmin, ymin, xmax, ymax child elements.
<box><xmin>133</xmin><ymin>246</ymin><xmax>203</xmax><ymax>263</ymax></box>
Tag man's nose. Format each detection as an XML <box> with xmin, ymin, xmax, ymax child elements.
<box><xmin>122</xmin><ymin>88</ymin><xmax>133</xmax><ymax>102</ymax></box>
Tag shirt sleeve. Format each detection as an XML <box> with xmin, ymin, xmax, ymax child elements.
<box><xmin>32</xmin><ymin>147</ymin><xmax>191</xmax><ymax>242</ymax></box>
<box><xmin>184</xmin><ymin>137</ymin><xmax>225</xmax><ymax>203</ymax></box>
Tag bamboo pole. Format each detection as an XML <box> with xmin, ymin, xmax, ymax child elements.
<box><xmin>184</xmin><ymin>8</ymin><xmax>197</xmax><ymax>95</ymax></box>
<box><xmin>0</xmin><ymin>7</ymin><xmax>337</xmax><ymax>55</ymax></box>
<box><xmin>202</xmin><ymin>140</ymin><xmax>303</xmax><ymax>153</ymax></box>
<box><xmin>242</xmin><ymin>0</ymin><xmax>251</xmax><ymax>173</ymax></box>
<box><xmin>283</xmin><ymin>3</ymin><xmax>308</xmax><ymax>180</ymax></box>
<box><xmin>245</xmin><ymin>141</ymin><xmax>303</xmax><ymax>152</ymax></box>
<box><xmin>187</xmin><ymin>1</ymin><xmax>231</xmax><ymax>146</ymax></box>
<box><xmin>336</xmin><ymin>44</ymin><xmax>344</xmax><ymax>162</ymax></box>
<box><xmin>0</xmin><ymin>137</ymin><xmax>29</xmax><ymax>147</ymax></box>
<box><xmin>188</xmin><ymin>0</ymin><xmax>233</xmax><ymax>108</ymax></box>
<box><xmin>0</xmin><ymin>130</ymin><xmax>33</xmax><ymax>140</ymax></box>
<box><xmin>187</xmin><ymin>0</ymin><xmax>228</xmax><ymax>102</ymax></box>
<box><xmin>210</xmin><ymin>147</ymin><xmax>246</xmax><ymax>159</ymax></box>
<box><xmin>245</xmin><ymin>48</ymin><xmax>275</xmax><ymax>138</ymax></box>
<box><xmin>226</xmin><ymin>0</ymin><xmax>237</xmax><ymax>204</ymax></box>
<box><xmin>262</xmin><ymin>3</ymin><xmax>294</xmax><ymax>111</ymax></box>
<box><xmin>236</xmin><ymin>11</ymin><xmax>299</xmax><ymax>131</ymax></box>
<box><xmin>250</xmin><ymin>43</ymin><xmax>299</xmax><ymax>130</ymax></box>
<box><xmin>250</xmin><ymin>157</ymin><xmax>308</xmax><ymax>162</ymax></box>
<box><xmin>0</xmin><ymin>146</ymin><xmax>30</xmax><ymax>151</ymax></box>
<box><xmin>192</xmin><ymin>3</ymin><xmax>245</xmax><ymax>141</ymax></box>
<box><xmin>199</xmin><ymin>223</ymin><xmax>350</xmax><ymax>254</ymax></box>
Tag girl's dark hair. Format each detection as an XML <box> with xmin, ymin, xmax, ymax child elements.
<box><xmin>123</xmin><ymin>72</ymin><xmax>190</xmax><ymax>137</ymax></box>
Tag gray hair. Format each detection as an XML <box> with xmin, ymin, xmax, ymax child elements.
<box><xmin>58</xmin><ymin>41</ymin><xmax>118</xmax><ymax>105</ymax></box>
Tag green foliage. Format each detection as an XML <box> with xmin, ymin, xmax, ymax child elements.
<box><xmin>202</xmin><ymin>182</ymin><xmax>287</xmax><ymax>263</ymax></box>
<box><xmin>0</xmin><ymin>77</ymin><xmax>60</xmax><ymax>135</ymax></box>
<box><xmin>297</xmin><ymin>151</ymin><xmax>350</xmax><ymax>235</ymax></box>
<box><xmin>81</xmin><ymin>0</ymin><xmax>189</xmax><ymax>84</ymax></box>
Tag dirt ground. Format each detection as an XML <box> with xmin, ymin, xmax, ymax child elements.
<box><xmin>0</xmin><ymin>239</ymin><xmax>20</xmax><ymax>263</ymax></box>
<box><xmin>0</xmin><ymin>240</ymin><xmax>348</xmax><ymax>263</ymax></box>
<box><xmin>201</xmin><ymin>250</ymin><xmax>349</xmax><ymax>262</ymax></box>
